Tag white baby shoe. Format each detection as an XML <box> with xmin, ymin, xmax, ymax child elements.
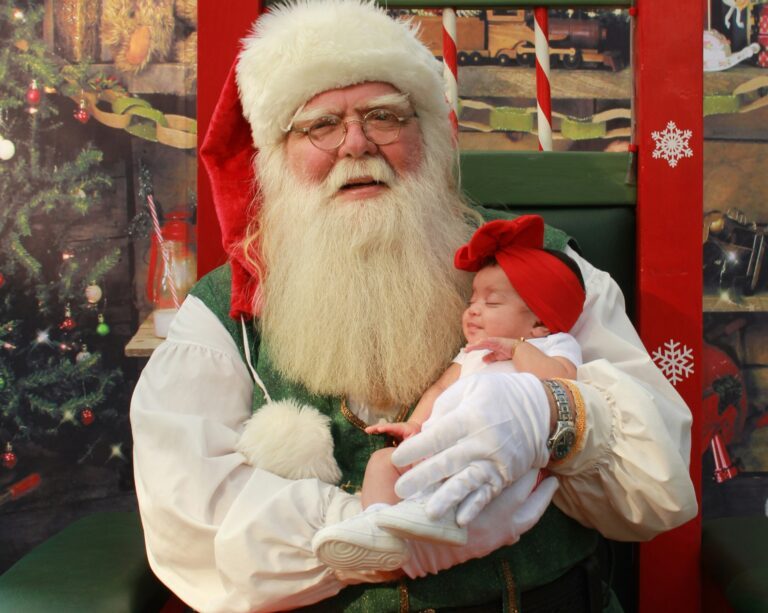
<box><xmin>312</xmin><ymin>507</ymin><xmax>410</xmax><ymax>571</ymax></box>
<box><xmin>376</xmin><ymin>498</ymin><xmax>468</xmax><ymax>546</ymax></box>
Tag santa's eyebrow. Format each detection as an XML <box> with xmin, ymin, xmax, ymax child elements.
<box><xmin>288</xmin><ymin>104</ymin><xmax>342</xmax><ymax>129</ymax></box>
<box><xmin>285</xmin><ymin>92</ymin><xmax>413</xmax><ymax>132</ymax></box>
<box><xmin>354</xmin><ymin>92</ymin><xmax>412</xmax><ymax>114</ymax></box>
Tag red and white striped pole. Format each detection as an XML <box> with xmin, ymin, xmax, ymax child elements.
<box><xmin>147</xmin><ymin>194</ymin><xmax>180</xmax><ymax>309</ymax></box>
<box><xmin>442</xmin><ymin>7</ymin><xmax>459</xmax><ymax>138</ymax></box>
<box><xmin>534</xmin><ymin>7</ymin><xmax>552</xmax><ymax>151</ymax></box>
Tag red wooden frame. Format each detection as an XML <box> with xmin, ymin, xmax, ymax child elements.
<box><xmin>635</xmin><ymin>2</ymin><xmax>702</xmax><ymax>612</ymax></box>
<box><xmin>197</xmin><ymin>3</ymin><xmax>703</xmax><ymax>611</ymax></box>
<box><xmin>197</xmin><ymin>0</ymin><xmax>262</xmax><ymax>276</ymax></box>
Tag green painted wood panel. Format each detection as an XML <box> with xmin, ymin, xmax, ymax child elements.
<box><xmin>459</xmin><ymin>151</ymin><xmax>636</xmax><ymax>206</ymax></box>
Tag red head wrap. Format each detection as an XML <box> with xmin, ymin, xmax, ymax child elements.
<box><xmin>454</xmin><ymin>215</ymin><xmax>585</xmax><ymax>333</ymax></box>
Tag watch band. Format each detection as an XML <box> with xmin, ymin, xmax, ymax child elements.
<box><xmin>556</xmin><ymin>378</ymin><xmax>586</xmax><ymax>454</ymax></box>
<box><xmin>544</xmin><ymin>379</ymin><xmax>572</xmax><ymax>424</ymax></box>
<box><xmin>543</xmin><ymin>379</ymin><xmax>576</xmax><ymax>461</ymax></box>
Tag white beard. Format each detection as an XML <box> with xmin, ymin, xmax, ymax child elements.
<box><xmin>254</xmin><ymin>147</ymin><xmax>477</xmax><ymax>410</ymax></box>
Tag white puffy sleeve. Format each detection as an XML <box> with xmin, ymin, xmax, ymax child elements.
<box><xmin>131</xmin><ymin>295</ymin><xmax>362</xmax><ymax>613</ymax></box>
<box><xmin>550</xmin><ymin>248</ymin><xmax>698</xmax><ymax>541</ymax></box>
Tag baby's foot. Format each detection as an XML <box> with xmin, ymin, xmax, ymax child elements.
<box><xmin>312</xmin><ymin>507</ymin><xmax>410</xmax><ymax>571</ymax></box>
<box><xmin>376</xmin><ymin>499</ymin><xmax>468</xmax><ymax>545</ymax></box>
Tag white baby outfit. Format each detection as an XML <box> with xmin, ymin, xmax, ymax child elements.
<box><xmin>312</xmin><ymin>334</ymin><xmax>583</xmax><ymax>570</ymax></box>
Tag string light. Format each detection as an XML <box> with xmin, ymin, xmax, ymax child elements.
<box><xmin>60</xmin><ymin>409</ymin><xmax>76</xmax><ymax>424</ymax></box>
<box><xmin>108</xmin><ymin>443</ymin><xmax>126</xmax><ymax>461</ymax></box>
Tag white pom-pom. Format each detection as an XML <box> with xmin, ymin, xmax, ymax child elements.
<box><xmin>0</xmin><ymin>139</ymin><xmax>15</xmax><ymax>161</ymax></box>
<box><xmin>236</xmin><ymin>399</ymin><xmax>342</xmax><ymax>484</ymax></box>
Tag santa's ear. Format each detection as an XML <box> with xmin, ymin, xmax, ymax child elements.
<box><xmin>531</xmin><ymin>321</ymin><xmax>551</xmax><ymax>338</ymax></box>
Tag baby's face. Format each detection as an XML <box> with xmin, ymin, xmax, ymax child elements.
<box><xmin>462</xmin><ymin>265</ymin><xmax>539</xmax><ymax>344</ymax></box>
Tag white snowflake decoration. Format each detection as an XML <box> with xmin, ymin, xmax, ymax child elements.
<box><xmin>651</xmin><ymin>121</ymin><xmax>693</xmax><ymax>168</ymax></box>
<box><xmin>652</xmin><ymin>339</ymin><xmax>694</xmax><ymax>386</ymax></box>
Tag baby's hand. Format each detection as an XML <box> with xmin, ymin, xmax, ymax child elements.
<box><xmin>465</xmin><ymin>337</ymin><xmax>523</xmax><ymax>362</ymax></box>
<box><xmin>365</xmin><ymin>421</ymin><xmax>422</xmax><ymax>440</ymax></box>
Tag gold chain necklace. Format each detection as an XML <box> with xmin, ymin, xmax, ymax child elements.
<box><xmin>340</xmin><ymin>397</ymin><xmax>409</xmax><ymax>433</ymax></box>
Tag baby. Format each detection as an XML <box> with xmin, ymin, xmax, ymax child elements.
<box><xmin>312</xmin><ymin>215</ymin><xmax>586</xmax><ymax>571</ymax></box>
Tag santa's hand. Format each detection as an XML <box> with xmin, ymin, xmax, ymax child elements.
<box><xmin>402</xmin><ymin>470</ymin><xmax>558</xmax><ymax>578</ymax></box>
<box><xmin>392</xmin><ymin>372</ymin><xmax>551</xmax><ymax>517</ymax></box>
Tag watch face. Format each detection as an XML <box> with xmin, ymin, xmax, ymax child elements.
<box><xmin>552</xmin><ymin>428</ymin><xmax>576</xmax><ymax>461</ymax></box>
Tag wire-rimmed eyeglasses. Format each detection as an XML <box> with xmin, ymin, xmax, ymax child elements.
<box><xmin>290</xmin><ymin>108</ymin><xmax>416</xmax><ymax>151</ymax></box>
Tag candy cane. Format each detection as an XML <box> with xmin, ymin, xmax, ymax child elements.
<box><xmin>534</xmin><ymin>7</ymin><xmax>552</xmax><ymax>151</ymax></box>
<box><xmin>147</xmin><ymin>195</ymin><xmax>180</xmax><ymax>309</ymax></box>
<box><xmin>442</xmin><ymin>7</ymin><xmax>459</xmax><ymax>137</ymax></box>
<box><xmin>710</xmin><ymin>432</ymin><xmax>738</xmax><ymax>483</ymax></box>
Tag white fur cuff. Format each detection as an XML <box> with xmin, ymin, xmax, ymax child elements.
<box><xmin>236</xmin><ymin>398</ymin><xmax>342</xmax><ymax>484</ymax></box>
<box><xmin>236</xmin><ymin>0</ymin><xmax>448</xmax><ymax>147</ymax></box>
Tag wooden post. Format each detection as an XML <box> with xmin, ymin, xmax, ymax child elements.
<box><xmin>43</xmin><ymin>0</ymin><xmax>55</xmax><ymax>51</ymax></box>
<box><xmin>635</xmin><ymin>0</ymin><xmax>703</xmax><ymax>611</ymax></box>
<box><xmin>197</xmin><ymin>0</ymin><xmax>263</xmax><ymax>277</ymax></box>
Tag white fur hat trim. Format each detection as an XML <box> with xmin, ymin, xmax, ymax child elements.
<box><xmin>236</xmin><ymin>0</ymin><xmax>450</xmax><ymax>147</ymax></box>
<box><xmin>236</xmin><ymin>398</ymin><xmax>342</xmax><ymax>484</ymax></box>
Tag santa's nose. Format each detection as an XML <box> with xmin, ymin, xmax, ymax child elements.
<box><xmin>337</xmin><ymin>120</ymin><xmax>378</xmax><ymax>158</ymax></box>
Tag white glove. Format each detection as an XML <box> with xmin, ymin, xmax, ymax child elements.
<box><xmin>392</xmin><ymin>372</ymin><xmax>551</xmax><ymax>523</ymax></box>
<box><xmin>452</xmin><ymin>459</ymin><xmax>504</xmax><ymax>526</ymax></box>
<box><xmin>402</xmin><ymin>469</ymin><xmax>558</xmax><ymax>578</ymax></box>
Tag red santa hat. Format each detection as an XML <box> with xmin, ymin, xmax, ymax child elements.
<box><xmin>454</xmin><ymin>215</ymin><xmax>586</xmax><ymax>333</ymax></box>
<box><xmin>200</xmin><ymin>0</ymin><xmax>453</xmax><ymax>319</ymax></box>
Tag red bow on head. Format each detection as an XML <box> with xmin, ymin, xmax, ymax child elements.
<box><xmin>454</xmin><ymin>215</ymin><xmax>585</xmax><ymax>333</ymax></box>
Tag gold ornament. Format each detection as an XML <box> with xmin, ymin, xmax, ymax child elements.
<box><xmin>85</xmin><ymin>283</ymin><xmax>103</xmax><ymax>304</ymax></box>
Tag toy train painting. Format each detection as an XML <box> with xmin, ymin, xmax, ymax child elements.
<box><xmin>406</xmin><ymin>9</ymin><xmax>627</xmax><ymax>71</ymax></box>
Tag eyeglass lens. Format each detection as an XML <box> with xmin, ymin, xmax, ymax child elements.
<box><xmin>308</xmin><ymin>109</ymin><xmax>403</xmax><ymax>150</ymax></box>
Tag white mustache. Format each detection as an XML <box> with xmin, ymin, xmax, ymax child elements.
<box><xmin>323</xmin><ymin>158</ymin><xmax>397</xmax><ymax>197</ymax></box>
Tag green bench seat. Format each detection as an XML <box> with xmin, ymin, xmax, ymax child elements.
<box><xmin>0</xmin><ymin>511</ymin><xmax>169</xmax><ymax>613</ymax></box>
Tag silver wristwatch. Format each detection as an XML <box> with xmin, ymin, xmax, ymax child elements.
<box><xmin>543</xmin><ymin>379</ymin><xmax>576</xmax><ymax>461</ymax></box>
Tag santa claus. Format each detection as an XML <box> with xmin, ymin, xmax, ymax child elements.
<box><xmin>131</xmin><ymin>1</ymin><xmax>697</xmax><ymax>611</ymax></box>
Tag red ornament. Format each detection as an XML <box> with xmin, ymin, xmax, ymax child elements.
<box><xmin>2</xmin><ymin>444</ymin><xmax>17</xmax><ymax>469</ymax></box>
<box><xmin>25</xmin><ymin>80</ymin><xmax>41</xmax><ymax>106</ymax></box>
<box><xmin>80</xmin><ymin>408</ymin><xmax>95</xmax><ymax>426</ymax></box>
<box><xmin>73</xmin><ymin>100</ymin><xmax>90</xmax><ymax>124</ymax></box>
<box><xmin>60</xmin><ymin>305</ymin><xmax>76</xmax><ymax>331</ymax></box>
<box><xmin>759</xmin><ymin>6</ymin><xmax>768</xmax><ymax>68</ymax></box>
<box><xmin>0</xmin><ymin>272</ymin><xmax>5</xmax><ymax>288</ymax></box>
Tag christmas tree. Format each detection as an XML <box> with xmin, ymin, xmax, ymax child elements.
<box><xmin>0</xmin><ymin>1</ymin><xmax>126</xmax><ymax>475</ymax></box>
